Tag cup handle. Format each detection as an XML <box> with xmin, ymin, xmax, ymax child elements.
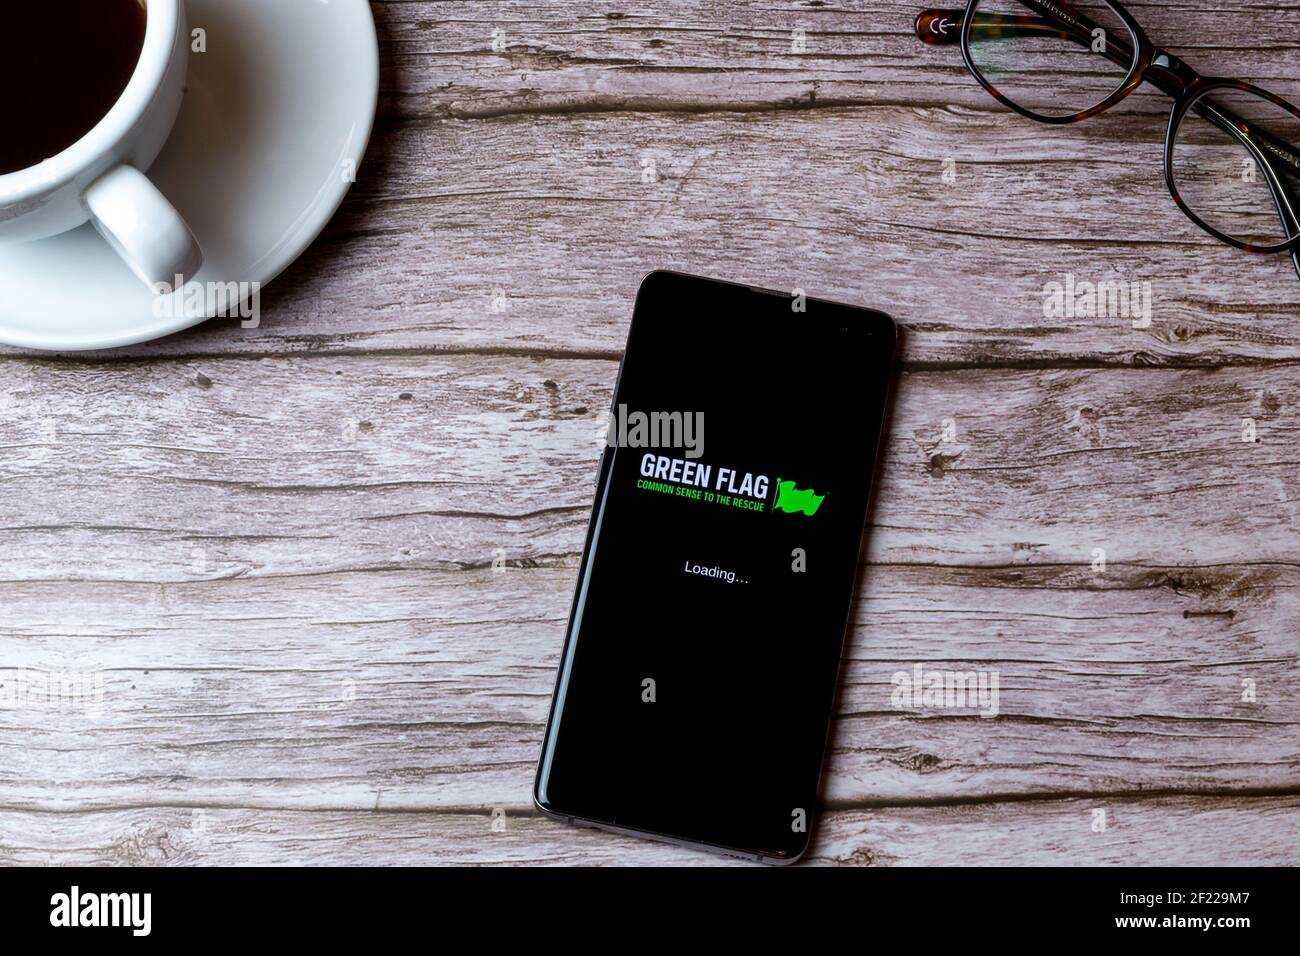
<box><xmin>84</xmin><ymin>164</ymin><xmax>203</xmax><ymax>292</ymax></box>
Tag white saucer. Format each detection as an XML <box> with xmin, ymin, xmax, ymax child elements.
<box><xmin>0</xmin><ymin>0</ymin><xmax>378</xmax><ymax>350</ymax></box>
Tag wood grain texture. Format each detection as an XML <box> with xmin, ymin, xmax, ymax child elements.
<box><xmin>1</xmin><ymin>357</ymin><xmax>1298</xmax><ymax>573</ymax></box>
<box><xmin>2</xmin><ymin>796</ymin><xmax>1297</xmax><ymax>866</ymax></box>
<box><xmin>1</xmin><ymin>0</ymin><xmax>1298</xmax><ymax>865</ymax></box>
<box><xmin>76</xmin><ymin>103</ymin><xmax>1300</xmax><ymax>365</ymax></box>
<box><xmin>0</xmin><ymin>563</ymin><xmax>1295</xmax><ymax>813</ymax></box>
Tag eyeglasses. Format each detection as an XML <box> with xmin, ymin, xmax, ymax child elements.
<box><xmin>915</xmin><ymin>0</ymin><xmax>1300</xmax><ymax>280</ymax></box>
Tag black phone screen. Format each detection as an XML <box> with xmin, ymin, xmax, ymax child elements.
<box><xmin>535</xmin><ymin>272</ymin><xmax>896</xmax><ymax>861</ymax></box>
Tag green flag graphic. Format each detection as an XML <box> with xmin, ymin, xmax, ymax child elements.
<box><xmin>773</xmin><ymin>477</ymin><xmax>825</xmax><ymax>516</ymax></box>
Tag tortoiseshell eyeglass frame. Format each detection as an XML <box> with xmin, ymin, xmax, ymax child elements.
<box><xmin>915</xmin><ymin>0</ymin><xmax>1300</xmax><ymax>278</ymax></box>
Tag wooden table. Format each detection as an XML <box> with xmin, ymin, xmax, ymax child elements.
<box><xmin>2</xmin><ymin>0</ymin><xmax>1297</xmax><ymax>865</ymax></box>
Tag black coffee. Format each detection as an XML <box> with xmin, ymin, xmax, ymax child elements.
<box><xmin>0</xmin><ymin>0</ymin><xmax>147</xmax><ymax>175</ymax></box>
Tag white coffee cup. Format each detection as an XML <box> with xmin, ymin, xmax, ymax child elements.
<box><xmin>0</xmin><ymin>0</ymin><xmax>201</xmax><ymax>290</ymax></box>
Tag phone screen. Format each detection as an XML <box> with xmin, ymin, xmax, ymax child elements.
<box><xmin>535</xmin><ymin>272</ymin><xmax>896</xmax><ymax>861</ymax></box>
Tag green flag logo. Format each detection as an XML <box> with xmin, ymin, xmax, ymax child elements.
<box><xmin>773</xmin><ymin>477</ymin><xmax>825</xmax><ymax>516</ymax></box>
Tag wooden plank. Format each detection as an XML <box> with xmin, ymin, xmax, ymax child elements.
<box><xmin>0</xmin><ymin>356</ymin><xmax>1297</xmax><ymax>576</ymax></box>
<box><xmin>58</xmin><ymin>103</ymin><xmax>1297</xmax><ymax>364</ymax></box>
<box><xmin>4</xmin><ymin>1</ymin><xmax>1293</xmax><ymax>363</ymax></box>
<box><xmin>377</xmin><ymin>0</ymin><xmax>1300</xmax><ymax>120</ymax></box>
<box><xmin>2</xmin><ymin>795</ymin><xmax>1296</xmax><ymax>865</ymax></box>
<box><xmin>1</xmin><ymin>560</ymin><xmax>1295</xmax><ymax>809</ymax></box>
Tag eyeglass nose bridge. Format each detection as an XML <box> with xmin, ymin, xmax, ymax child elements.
<box><xmin>1147</xmin><ymin>49</ymin><xmax>1203</xmax><ymax>99</ymax></box>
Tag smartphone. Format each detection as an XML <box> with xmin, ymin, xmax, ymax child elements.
<box><xmin>534</xmin><ymin>271</ymin><xmax>896</xmax><ymax>862</ymax></box>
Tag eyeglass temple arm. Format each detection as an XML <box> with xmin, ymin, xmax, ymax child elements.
<box><xmin>917</xmin><ymin>10</ymin><xmax>1064</xmax><ymax>44</ymax></box>
<box><xmin>916</xmin><ymin>2</ymin><xmax>1135</xmax><ymax>68</ymax></box>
